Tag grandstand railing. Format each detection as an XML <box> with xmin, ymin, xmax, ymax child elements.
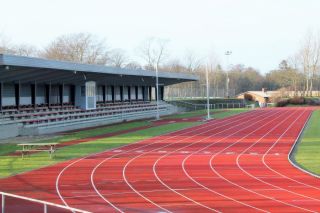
<box><xmin>1</xmin><ymin>191</ymin><xmax>91</xmax><ymax>213</ymax></box>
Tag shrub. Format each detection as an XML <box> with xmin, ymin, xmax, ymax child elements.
<box><xmin>276</xmin><ymin>99</ymin><xmax>289</xmax><ymax>107</ymax></box>
<box><xmin>305</xmin><ymin>98</ymin><xmax>320</xmax><ymax>106</ymax></box>
<box><xmin>244</xmin><ymin>93</ymin><xmax>253</xmax><ymax>101</ymax></box>
<box><xmin>288</xmin><ymin>97</ymin><xmax>305</xmax><ymax>105</ymax></box>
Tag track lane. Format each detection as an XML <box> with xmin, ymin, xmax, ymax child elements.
<box><xmin>179</xmin><ymin>108</ymin><xmax>302</xmax><ymax>212</ymax></box>
<box><xmin>91</xmin><ymin>110</ymin><xmax>268</xmax><ymax>212</ymax></box>
<box><xmin>118</xmin><ymin>110</ymin><xmax>282</xmax><ymax>210</ymax></box>
<box><xmin>152</xmin><ymin>109</ymin><xmax>286</xmax><ymax>212</ymax></box>
<box><xmin>58</xmin><ymin>109</ymin><xmax>263</xmax><ymax>212</ymax></box>
<box><xmin>209</xmin><ymin>108</ymin><xmax>319</xmax><ymax>212</ymax></box>
<box><xmin>1</xmin><ymin>108</ymin><xmax>319</xmax><ymax>213</ymax></box>
<box><xmin>236</xmin><ymin>108</ymin><xmax>320</xmax><ymax>210</ymax></box>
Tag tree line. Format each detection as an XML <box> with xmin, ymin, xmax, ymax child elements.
<box><xmin>1</xmin><ymin>31</ymin><xmax>320</xmax><ymax>97</ymax></box>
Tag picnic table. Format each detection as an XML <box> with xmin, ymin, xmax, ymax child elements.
<box><xmin>17</xmin><ymin>143</ymin><xmax>58</xmax><ymax>158</ymax></box>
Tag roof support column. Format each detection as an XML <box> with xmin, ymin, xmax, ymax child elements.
<box><xmin>15</xmin><ymin>81</ymin><xmax>21</xmax><ymax>110</ymax></box>
<box><xmin>128</xmin><ymin>86</ymin><xmax>131</xmax><ymax>102</ymax></box>
<box><xmin>142</xmin><ymin>86</ymin><xmax>145</xmax><ymax>102</ymax></box>
<box><xmin>46</xmin><ymin>82</ymin><xmax>52</xmax><ymax>109</ymax></box>
<box><xmin>70</xmin><ymin>85</ymin><xmax>75</xmax><ymax>105</ymax></box>
<box><xmin>149</xmin><ymin>86</ymin><xmax>152</xmax><ymax>101</ymax></box>
<box><xmin>120</xmin><ymin>85</ymin><xmax>124</xmax><ymax>102</ymax></box>
<box><xmin>0</xmin><ymin>82</ymin><xmax>3</xmax><ymax>111</ymax></box>
<box><xmin>155</xmin><ymin>86</ymin><xmax>158</xmax><ymax>101</ymax></box>
<box><xmin>31</xmin><ymin>81</ymin><xmax>37</xmax><ymax>109</ymax></box>
<box><xmin>59</xmin><ymin>83</ymin><xmax>64</xmax><ymax>107</ymax></box>
<box><xmin>111</xmin><ymin>85</ymin><xmax>115</xmax><ymax>103</ymax></box>
<box><xmin>103</xmin><ymin>85</ymin><xmax>106</xmax><ymax>104</ymax></box>
<box><xmin>160</xmin><ymin>86</ymin><xmax>164</xmax><ymax>101</ymax></box>
<box><xmin>135</xmin><ymin>86</ymin><xmax>139</xmax><ymax>101</ymax></box>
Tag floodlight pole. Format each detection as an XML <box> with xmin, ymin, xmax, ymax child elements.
<box><xmin>225</xmin><ymin>51</ymin><xmax>232</xmax><ymax>98</ymax></box>
<box><xmin>155</xmin><ymin>63</ymin><xmax>160</xmax><ymax>120</ymax></box>
<box><xmin>206</xmin><ymin>64</ymin><xmax>211</xmax><ymax>120</ymax></box>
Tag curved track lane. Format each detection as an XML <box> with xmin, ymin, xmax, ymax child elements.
<box><xmin>0</xmin><ymin>107</ymin><xmax>319</xmax><ymax>213</ymax></box>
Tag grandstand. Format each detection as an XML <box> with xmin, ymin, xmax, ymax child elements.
<box><xmin>0</xmin><ymin>54</ymin><xmax>198</xmax><ymax>139</ymax></box>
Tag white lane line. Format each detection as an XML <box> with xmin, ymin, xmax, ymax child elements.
<box><xmin>208</xmin><ymin>109</ymin><xmax>311</xmax><ymax>212</ymax></box>
<box><xmin>226</xmin><ymin>152</ymin><xmax>234</xmax><ymax>155</ymax></box>
<box><xmin>91</xmin><ymin>109</ymin><xmax>260</xmax><ymax>212</ymax></box>
<box><xmin>287</xmin><ymin>111</ymin><xmax>320</xmax><ymax>180</ymax></box>
<box><xmin>258</xmin><ymin>110</ymin><xmax>320</xmax><ymax>201</ymax></box>
<box><xmin>152</xmin><ymin>110</ymin><xmax>281</xmax><ymax>212</ymax></box>
<box><xmin>250</xmin><ymin>152</ymin><xmax>258</xmax><ymax>155</ymax></box>
<box><xmin>59</xmin><ymin>110</ymin><xmax>246</xmax><ymax>212</ymax></box>
<box><xmin>123</xmin><ymin>111</ymin><xmax>269</xmax><ymax>213</ymax></box>
<box><xmin>235</xmin><ymin>109</ymin><xmax>319</xmax><ymax>212</ymax></box>
<box><xmin>63</xmin><ymin>187</ymin><xmax>207</xmax><ymax>199</ymax></box>
<box><xmin>180</xmin><ymin>110</ymin><xmax>286</xmax><ymax>212</ymax></box>
<box><xmin>264</xmin><ymin>111</ymin><xmax>320</xmax><ymax>190</ymax></box>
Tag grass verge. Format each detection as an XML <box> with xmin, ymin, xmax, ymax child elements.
<box><xmin>0</xmin><ymin>122</ymin><xmax>199</xmax><ymax>178</ymax></box>
<box><xmin>293</xmin><ymin>110</ymin><xmax>320</xmax><ymax>175</ymax></box>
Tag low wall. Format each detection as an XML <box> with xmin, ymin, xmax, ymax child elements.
<box><xmin>0</xmin><ymin>124</ymin><xmax>21</xmax><ymax>139</ymax></box>
<box><xmin>21</xmin><ymin>107</ymin><xmax>177</xmax><ymax>136</ymax></box>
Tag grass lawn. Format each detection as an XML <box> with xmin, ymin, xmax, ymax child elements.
<box><xmin>0</xmin><ymin>108</ymin><xmax>248</xmax><ymax>178</ymax></box>
<box><xmin>0</xmin><ymin>122</ymin><xmax>200</xmax><ymax>178</ymax></box>
<box><xmin>294</xmin><ymin>110</ymin><xmax>320</xmax><ymax>175</ymax></box>
<box><xmin>0</xmin><ymin>121</ymin><xmax>150</xmax><ymax>156</ymax></box>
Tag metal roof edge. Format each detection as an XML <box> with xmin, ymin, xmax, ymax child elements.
<box><xmin>0</xmin><ymin>54</ymin><xmax>198</xmax><ymax>81</ymax></box>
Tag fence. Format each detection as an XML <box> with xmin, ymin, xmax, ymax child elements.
<box><xmin>164</xmin><ymin>86</ymin><xmax>236</xmax><ymax>100</ymax></box>
<box><xmin>1</xmin><ymin>191</ymin><xmax>91</xmax><ymax>213</ymax></box>
<box><xmin>168</xmin><ymin>100</ymin><xmax>246</xmax><ymax>112</ymax></box>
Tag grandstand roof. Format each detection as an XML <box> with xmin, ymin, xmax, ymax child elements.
<box><xmin>0</xmin><ymin>54</ymin><xmax>198</xmax><ymax>86</ymax></box>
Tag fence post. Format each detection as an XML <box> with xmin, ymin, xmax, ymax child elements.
<box><xmin>2</xmin><ymin>194</ymin><xmax>4</xmax><ymax>213</ymax></box>
<box><xmin>44</xmin><ymin>204</ymin><xmax>47</xmax><ymax>213</ymax></box>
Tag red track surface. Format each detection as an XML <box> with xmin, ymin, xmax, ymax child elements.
<box><xmin>1</xmin><ymin>107</ymin><xmax>320</xmax><ymax>213</ymax></box>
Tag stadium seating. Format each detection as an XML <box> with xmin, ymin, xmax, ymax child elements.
<box><xmin>0</xmin><ymin>101</ymin><xmax>172</xmax><ymax>129</ymax></box>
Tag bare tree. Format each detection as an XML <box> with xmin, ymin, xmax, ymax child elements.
<box><xmin>108</xmin><ymin>48</ymin><xmax>128</xmax><ymax>68</ymax></box>
<box><xmin>41</xmin><ymin>32</ymin><xmax>109</xmax><ymax>65</ymax></box>
<box><xmin>13</xmin><ymin>44</ymin><xmax>38</xmax><ymax>57</ymax></box>
<box><xmin>125</xmin><ymin>61</ymin><xmax>142</xmax><ymax>70</ymax></box>
<box><xmin>0</xmin><ymin>33</ymin><xmax>38</xmax><ymax>56</ymax></box>
<box><xmin>298</xmin><ymin>30</ymin><xmax>320</xmax><ymax>96</ymax></box>
<box><xmin>138</xmin><ymin>37</ymin><xmax>169</xmax><ymax>70</ymax></box>
<box><xmin>0</xmin><ymin>33</ymin><xmax>15</xmax><ymax>54</ymax></box>
<box><xmin>184</xmin><ymin>50</ymin><xmax>202</xmax><ymax>72</ymax></box>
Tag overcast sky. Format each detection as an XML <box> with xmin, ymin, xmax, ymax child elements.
<box><xmin>0</xmin><ymin>0</ymin><xmax>319</xmax><ymax>73</ymax></box>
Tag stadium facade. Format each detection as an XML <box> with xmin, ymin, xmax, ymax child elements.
<box><xmin>0</xmin><ymin>54</ymin><xmax>198</xmax><ymax>139</ymax></box>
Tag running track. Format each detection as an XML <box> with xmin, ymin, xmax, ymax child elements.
<box><xmin>1</xmin><ymin>107</ymin><xmax>320</xmax><ymax>212</ymax></box>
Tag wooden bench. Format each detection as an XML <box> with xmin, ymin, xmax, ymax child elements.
<box><xmin>17</xmin><ymin>143</ymin><xmax>58</xmax><ymax>158</ymax></box>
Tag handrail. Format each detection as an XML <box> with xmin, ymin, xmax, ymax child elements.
<box><xmin>1</xmin><ymin>191</ymin><xmax>91</xmax><ymax>213</ymax></box>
